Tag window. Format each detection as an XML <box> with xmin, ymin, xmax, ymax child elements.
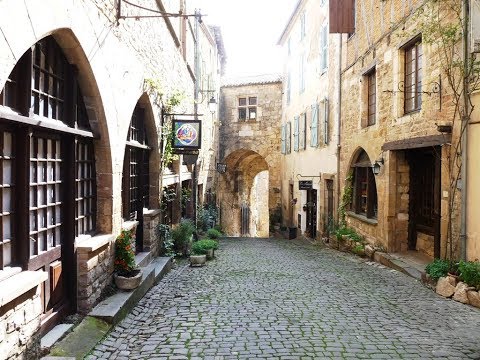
<box><xmin>123</xmin><ymin>106</ymin><xmax>150</xmax><ymax>221</ymax></box>
<box><xmin>352</xmin><ymin>150</ymin><xmax>377</xmax><ymax>219</ymax></box>
<box><xmin>299</xmin><ymin>54</ymin><xmax>305</xmax><ymax>93</ymax></box>
<box><xmin>238</xmin><ymin>96</ymin><xmax>257</xmax><ymax>121</ymax></box>
<box><xmin>404</xmin><ymin>40</ymin><xmax>422</xmax><ymax>113</ymax></box>
<box><xmin>300</xmin><ymin>11</ymin><xmax>306</xmax><ymax>40</ymax></box>
<box><xmin>299</xmin><ymin>113</ymin><xmax>306</xmax><ymax>150</ymax></box>
<box><xmin>320</xmin><ymin>23</ymin><xmax>328</xmax><ymax>72</ymax></box>
<box><xmin>367</xmin><ymin>68</ymin><xmax>376</xmax><ymax>126</ymax></box>
<box><xmin>0</xmin><ymin>36</ymin><xmax>97</xmax><ymax>275</ymax></box>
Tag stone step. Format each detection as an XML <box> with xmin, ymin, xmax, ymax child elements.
<box><xmin>44</xmin><ymin>256</ymin><xmax>172</xmax><ymax>360</ymax></box>
<box><xmin>135</xmin><ymin>251</ymin><xmax>152</xmax><ymax>267</ymax></box>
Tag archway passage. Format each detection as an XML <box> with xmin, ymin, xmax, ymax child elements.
<box><xmin>219</xmin><ymin>149</ymin><xmax>270</xmax><ymax>237</ymax></box>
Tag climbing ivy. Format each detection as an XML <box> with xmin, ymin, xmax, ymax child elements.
<box><xmin>339</xmin><ymin>172</ymin><xmax>353</xmax><ymax>227</ymax></box>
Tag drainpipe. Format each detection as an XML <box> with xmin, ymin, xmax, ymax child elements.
<box><xmin>336</xmin><ymin>34</ymin><xmax>342</xmax><ymax>225</ymax></box>
<box><xmin>460</xmin><ymin>0</ymin><xmax>470</xmax><ymax>260</ymax></box>
<box><xmin>192</xmin><ymin>9</ymin><xmax>200</xmax><ymax>230</ymax></box>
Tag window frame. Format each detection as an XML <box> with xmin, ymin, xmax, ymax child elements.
<box><xmin>352</xmin><ymin>151</ymin><xmax>377</xmax><ymax>220</ymax></box>
<box><xmin>366</xmin><ymin>68</ymin><xmax>376</xmax><ymax>126</ymax></box>
<box><xmin>403</xmin><ymin>39</ymin><xmax>423</xmax><ymax>114</ymax></box>
<box><xmin>238</xmin><ymin>96</ymin><xmax>257</xmax><ymax>121</ymax></box>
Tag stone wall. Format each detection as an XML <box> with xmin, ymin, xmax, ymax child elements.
<box><xmin>218</xmin><ymin>80</ymin><xmax>282</xmax><ymax>236</ymax></box>
<box><xmin>339</xmin><ymin>0</ymin><xmax>460</xmax><ymax>255</ymax></box>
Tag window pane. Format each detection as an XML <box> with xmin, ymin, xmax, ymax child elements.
<box><xmin>248</xmin><ymin>107</ymin><xmax>256</xmax><ymax>119</ymax></box>
<box><xmin>248</xmin><ymin>97</ymin><xmax>257</xmax><ymax>105</ymax></box>
<box><xmin>238</xmin><ymin>97</ymin><xmax>246</xmax><ymax>106</ymax></box>
<box><xmin>239</xmin><ymin>108</ymin><xmax>247</xmax><ymax>120</ymax></box>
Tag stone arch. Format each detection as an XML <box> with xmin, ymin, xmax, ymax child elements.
<box><xmin>219</xmin><ymin>149</ymin><xmax>271</xmax><ymax>237</ymax></box>
<box><xmin>347</xmin><ymin>147</ymin><xmax>378</xmax><ymax>219</ymax></box>
<box><xmin>1</xmin><ymin>27</ymin><xmax>113</xmax><ymax>233</ymax></box>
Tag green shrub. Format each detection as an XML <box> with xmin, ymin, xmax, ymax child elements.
<box><xmin>213</xmin><ymin>224</ymin><xmax>223</xmax><ymax>233</ymax></box>
<box><xmin>155</xmin><ymin>223</ymin><xmax>175</xmax><ymax>257</ymax></box>
<box><xmin>425</xmin><ymin>259</ymin><xmax>451</xmax><ymax>281</ymax></box>
<box><xmin>207</xmin><ymin>228</ymin><xmax>222</xmax><ymax>239</ymax></box>
<box><xmin>171</xmin><ymin>218</ymin><xmax>196</xmax><ymax>256</ymax></box>
<box><xmin>458</xmin><ymin>261</ymin><xmax>480</xmax><ymax>289</ymax></box>
<box><xmin>352</xmin><ymin>244</ymin><xmax>365</xmax><ymax>256</ymax></box>
<box><xmin>191</xmin><ymin>239</ymin><xmax>218</xmax><ymax>255</ymax></box>
<box><xmin>334</xmin><ymin>227</ymin><xmax>363</xmax><ymax>243</ymax></box>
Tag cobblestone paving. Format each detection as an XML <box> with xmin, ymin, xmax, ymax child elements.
<box><xmin>88</xmin><ymin>238</ymin><xmax>480</xmax><ymax>359</ymax></box>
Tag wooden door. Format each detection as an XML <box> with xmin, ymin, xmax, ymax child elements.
<box><xmin>325</xmin><ymin>179</ymin><xmax>334</xmax><ymax>235</ymax></box>
<box><xmin>407</xmin><ymin>148</ymin><xmax>441</xmax><ymax>257</ymax></box>
<box><xmin>306</xmin><ymin>189</ymin><xmax>317</xmax><ymax>238</ymax></box>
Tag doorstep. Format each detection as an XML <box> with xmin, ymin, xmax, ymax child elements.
<box><xmin>373</xmin><ymin>250</ymin><xmax>430</xmax><ymax>281</ymax></box>
<box><xmin>41</xmin><ymin>256</ymin><xmax>172</xmax><ymax>360</ymax></box>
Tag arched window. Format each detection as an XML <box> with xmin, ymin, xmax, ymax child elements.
<box><xmin>122</xmin><ymin>105</ymin><xmax>150</xmax><ymax>251</ymax></box>
<box><xmin>0</xmin><ymin>36</ymin><xmax>97</xmax><ymax>316</ymax></box>
<box><xmin>351</xmin><ymin>150</ymin><xmax>377</xmax><ymax>219</ymax></box>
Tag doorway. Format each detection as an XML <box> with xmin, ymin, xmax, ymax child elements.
<box><xmin>407</xmin><ymin>147</ymin><xmax>441</xmax><ymax>258</ymax></box>
<box><xmin>306</xmin><ymin>189</ymin><xmax>317</xmax><ymax>238</ymax></box>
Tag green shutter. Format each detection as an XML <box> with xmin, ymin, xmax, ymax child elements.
<box><xmin>293</xmin><ymin>116</ymin><xmax>299</xmax><ymax>151</ymax></box>
<box><xmin>311</xmin><ymin>104</ymin><xmax>318</xmax><ymax>147</ymax></box>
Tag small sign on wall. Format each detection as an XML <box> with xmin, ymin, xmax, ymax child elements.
<box><xmin>299</xmin><ymin>180</ymin><xmax>313</xmax><ymax>190</ymax></box>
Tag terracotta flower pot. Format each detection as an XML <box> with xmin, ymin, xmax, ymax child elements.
<box><xmin>114</xmin><ymin>269</ymin><xmax>143</xmax><ymax>290</ymax></box>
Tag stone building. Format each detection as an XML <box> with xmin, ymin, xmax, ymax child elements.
<box><xmin>218</xmin><ymin>75</ymin><xmax>282</xmax><ymax>237</ymax></box>
<box><xmin>0</xmin><ymin>0</ymin><xmax>221</xmax><ymax>358</ymax></box>
<box><xmin>277</xmin><ymin>0</ymin><xmax>341</xmax><ymax>240</ymax></box>
<box><xmin>333</xmin><ymin>0</ymin><xmax>464</xmax><ymax>260</ymax></box>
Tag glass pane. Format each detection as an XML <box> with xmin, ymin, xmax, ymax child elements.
<box><xmin>3</xmin><ymin>160</ymin><xmax>11</xmax><ymax>184</ymax></box>
<box><xmin>4</xmin><ymin>132</ymin><xmax>12</xmax><ymax>157</ymax></box>
<box><xmin>249</xmin><ymin>107</ymin><xmax>257</xmax><ymax>119</ymax></box>
<box><xmin>3</xmin><ymin>216</ymin><xmax>11</xmax><ymax>240</ymax></box>
<box><xmin>248</xmin><ymin>97</ymin><xmax>257</xmax><ymax>105</ymax></box>
<box><xmin>3</xmin><ymin>241</ymin><xmax>11</xmax><ymax>267</ymax></box>
<box><xmin>238</xmin><ymin>97</ymin><xmax>246</xmax><ymax>106</ymax></box>
<box><xmin>3</xmin><ymin>188</ymin><xmax>11</xmax><ymax>212</ymax></box>
<box><xmin>239</xmin><ymin>108</ymin><xmax>246</xmax><ymax>120</ymax></box>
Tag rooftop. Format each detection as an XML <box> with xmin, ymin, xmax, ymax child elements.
<box><xmin>221</xmin><ymin>73</ymin><xmax>283</xmax><ymax>87</ymax></box>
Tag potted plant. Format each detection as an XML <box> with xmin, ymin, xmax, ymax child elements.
<box><xmin>171</xmin><ymin>218</ymin><xmax>196</xmax><ymax>257</ymax></box>
<box><xmin>196</xmin><ymin>238</ymin><xmax>219</xmax><ymax>259</ymax></box>
<box><xmin>114</xmin><ymin>229</ymin><xmax>142</xmax><ymax>290</ymax></box>
<box><xmin>190</xmin><ymin>241</ymin><xmax>207</xmax><ymax>267</ymax></box>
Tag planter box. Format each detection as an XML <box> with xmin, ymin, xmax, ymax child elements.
<box><xmin>190</xmin><ymin>254</ymin><xmax>207</xmax><ymax>267</ymax></box>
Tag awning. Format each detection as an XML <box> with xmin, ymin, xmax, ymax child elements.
<box><xmin>381</xmin><ymin>134</ymin><xmax>451</xmax><ymax>151</ymax></box>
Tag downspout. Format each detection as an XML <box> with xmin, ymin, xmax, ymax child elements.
<box><xmin>460</xmin><ymin>0</ymin><xmax>470</xmax><ymax>260</ymax></box>
<box><xmin>336</xmin><ymin>34</ymin><xmax>342</xmax><ymax>225</ymax></box>
<box><xmin>192</xmin><ymin>9</ymin><xmax>200</xmax><ymax>229</ymax></box>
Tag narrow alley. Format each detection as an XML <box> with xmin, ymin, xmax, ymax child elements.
<box><xmin>88</xmin><ymin>238</ymin><xmax>480</xmax><ymax>360</ymax></box>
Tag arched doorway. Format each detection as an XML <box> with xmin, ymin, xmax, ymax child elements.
<box><xmin>349</xmin><ymin>149</ymin><xmax>378</xmax><ymax>219</ymax></box>
<box><xmin>219</xmin><ymin>149</ymin><xmax>270</xmax><ymax>237</ymax></box>
<box><xmin>0</xmin><ymin>33</ymin><xmax>108</xmax><ymax>332</ymax></box>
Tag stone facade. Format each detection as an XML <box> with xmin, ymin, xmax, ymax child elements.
<box><xmin>0</xmin><ymin>0</ymin><xmax>221</xmax><ymax>358</ymax></box>
<box><xmin>338</xmin><ymin>0</ymin><xmax>461</xmax><ymax>259</ymax></box>
<box><xmin>218</xmin><ymin>76</ymin><xmax>282</xmax><ymax>237</ymax></box>
<box><xmin>278</xmin><ymin>0</ymin><xmax>340</xmax><ymax>239</ymax></box>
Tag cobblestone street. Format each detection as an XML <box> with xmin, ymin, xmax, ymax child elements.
<box><xmin>88</xmin><ymin>238</ymin><xmax>480</xmax><ymax>359</ymax></box>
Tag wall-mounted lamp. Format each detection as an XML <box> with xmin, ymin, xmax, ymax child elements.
<box><xmin>208</xmin><ymin>96</ymin><xmax>217</xmax><ymax>114</ymax></box>
<box><xmin>372</xmin><ymin>158</ymin><xmax>384</xmax><ymax>176</ymax></box>
<box><xmin>216</xmin><ymin>162</ymin><xmax>227</xmax><ymax>174</ymax></box>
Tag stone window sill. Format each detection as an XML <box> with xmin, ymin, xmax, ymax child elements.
<box><xmin>0</xmin><ymin>271</ymin><xmax>48</xmax><ymax>307</ymax></box>
<box><xmin>144</xmin><ymin>208</ymin><xmax>161</xmax><ymax>218</ymax></box>
<box><xmin>123</xmin><ymin>220</ymin><xmax>139</xmax><ymax>232</ymax></box>
<box><xmin>76</xmin><ymin>233</ymin><xmax>115</xmax><ymax>253</ymax></box>
<box><xmin>347</xmin><ymin>211</ymin><xmax>378</xmax><ymax>225</ymax></box>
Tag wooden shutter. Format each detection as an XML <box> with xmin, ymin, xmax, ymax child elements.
<box><xmin>310</xmin><ymin>104</ymin><xmax>318</xmax><ymax>147</ymax></box>
<box><xmin>281</xmin><ymin>125</ymin><xmax>286</xmax><ymax>154</ymax></box>
<box><xmin>323</xmin><ymin>99</ymin><xmax>329</xmax><ymax>145</ymax></box>
<box><xmin>293</xmin><ymin>116</ymin><xmax>299</xmax><ymax>152</ymax></box>
<box><xmin>286</xmin><ymin>122</ymin><xmax>291</xmax><ymax>154</ymax></box>
<box><xmin>329</xmin><ymin>0</ymin><xmax>355</xmax><ymax>34</ymax></box>
<box><xmin>300</xmin><ymin>113</ymin><xmax>306</xmax><ymax>150</ymax></box>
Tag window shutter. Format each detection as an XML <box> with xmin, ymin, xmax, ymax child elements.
<box><xmin>310</xmin><ymin>104</ymin><xmax>318</xmax><ymax>147</ymax></box>
<box><xmin>329</xmin><ymin>0</ymin><xmax>355</xmax><ymax>34</ymax></box>
<box><xmin>286</xmin><ymin>122</ymin><xmax>291</xmax><ymax>154</ymax></box>
<box><xmin>294</xmin><ymin>116</ymin><xmax>299</xmax><ymax>151</ymax></box>
<box><xmin>323</xmin><ymin>99</ymin><xmax>329</xmax><ymax>145</ymax></box>
<box><xmin>300</xmin><ymin>113</ymin><xmax>306</xmax><ymax>150</ymax></box>
<box><xmin>281</xmin><ymin>125</ymin><xmax>286</xmax><ymax>154</ymax></box>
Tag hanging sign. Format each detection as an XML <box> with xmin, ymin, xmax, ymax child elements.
<box><xmin>172</xmin><ymin>119</ymin><xmax>202</xmax><ymax>153</ymax></box>
<box><xmin>299</xmin><ymin>180</ymin><xmax>313</xmax><ymax>190</ymax></box>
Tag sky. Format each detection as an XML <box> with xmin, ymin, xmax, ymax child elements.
<box><xmin>191</xmin><ymin>0</ymin><xmax>298</xmax><ymax>77</ymax></box>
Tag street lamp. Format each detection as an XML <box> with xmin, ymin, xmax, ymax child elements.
<box><xmin>372</xmin><ymin>158</ymin><xmax>384</xmax><ymax>176</ymax></box>
<box><xmin>208</xmin><ymin>96</ymin><xmax>217</xmax><ymax>114</ymax></box>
